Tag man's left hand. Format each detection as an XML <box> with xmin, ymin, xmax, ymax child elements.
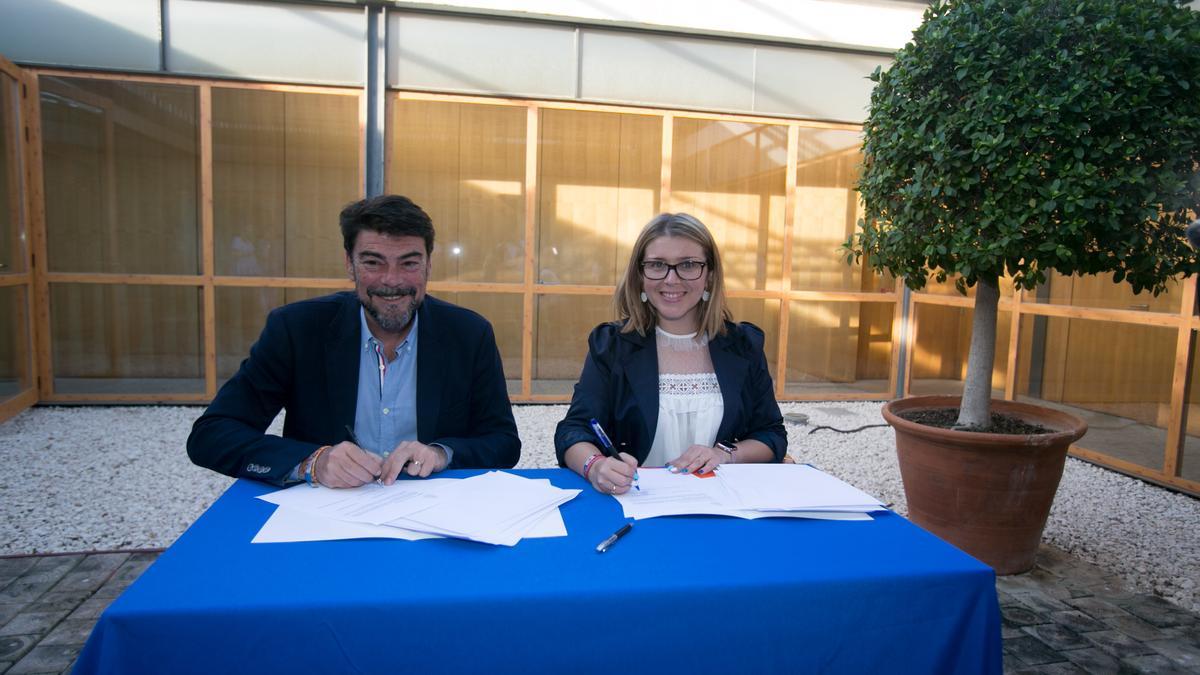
<box><xmin>379</xmin><ymin>441</ymin><xmax>448</xmax><ymax>484</ymax></box>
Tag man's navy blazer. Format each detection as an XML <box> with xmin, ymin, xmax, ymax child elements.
<box><xmin>554</xmin><ymin>321</ymin><xmax>786</xmax><ymax>466</ymax></box>
<box><xmin>188</xmin><ymin>292</ymin><xmax>520</xmax><ymax>485</ymax></box>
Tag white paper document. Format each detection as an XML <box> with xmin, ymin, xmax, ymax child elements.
<box><xmin>253</xmin><ymin>472</ymin><xmax>579</xmax><ymax>546</ymax></box>
<box><xmin>613</xmin><ymin>465</ymin><xmax>883</xmax><ymax>521</ymax></box>
<box><xmin>716</xmin><ymin>464</ymin><xmax>885</xmax><ymax>512</ymax></box>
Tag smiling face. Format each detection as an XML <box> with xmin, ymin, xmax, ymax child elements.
<box><xmin>641</xmin><ymin>235</ymin><xmax>710</xmax><ymax>334</ymax></box>
<box><xmin>345</xmin><ymin>231</ymin><xmax>430</xmax><ymax>343</ymax></box>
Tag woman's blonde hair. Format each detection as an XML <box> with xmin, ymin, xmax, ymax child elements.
<box><xmin>614</xmin><ymin>213</ymin><xmax>731</xmax><ymax>337</ymax></box>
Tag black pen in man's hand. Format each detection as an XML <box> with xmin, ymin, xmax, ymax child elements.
<box><xmin>595</xmin><ymin>523</ymin><xmax>633</xmax><ymax>553</ymax></box>
<box><xmin>345</xmin><ymin>424</ymin><xmax>383</xmax><ymax>483</ymax></box>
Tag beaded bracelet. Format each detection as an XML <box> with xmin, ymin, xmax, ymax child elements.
<box><xmin>306</xmin><ymin>445</ymin><xmax>331</xmax><ymax>487</ymax></box>
<box><xmin>582</xmin><ymin>453</ymin><xmax>603</xmax><ymax>480</ymax></box>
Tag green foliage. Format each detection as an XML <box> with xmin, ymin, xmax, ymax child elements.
<box><xmin>846</xmin><ymin>0</ymin><xmax>1200</xmax><ymax>295</ymax></box>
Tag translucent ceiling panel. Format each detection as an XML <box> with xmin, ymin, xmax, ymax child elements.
<box><xmin>579</xmin><ymin>30</ymin><xmax>755</xmax><ymax>112</ymax></box>
<box><xmin>167</xmin><ymin>0</ymin><xmax>366</xmax><ymax>85</ymax></box>
<box><xmin>389</xmin><ymin>12</ymin><xmax>576</xmax><ymax>98</ymax></box>
<box><xmin>0</xmin><ymin>0</ymin><xmax>160</xmax><ymax>71</ymax></box>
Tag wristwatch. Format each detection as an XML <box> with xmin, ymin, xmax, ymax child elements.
<box><xmin>715</xmin><ymin>441</ymin><xmax>737</xmax><ymax>463</ymax></box>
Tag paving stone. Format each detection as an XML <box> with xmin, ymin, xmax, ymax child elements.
<box><xmin>998</xmin><ymin>574</ymin><xmax>1046</xmax><ymax>594</ymax></box>
<box><xmin>1082</xmin><ymin>630</ymin><xmax>1157</xmax><ymax>659</ymax></box>
<box><xmin>26</xmin><ymin>558</ymin><xmax>82</xmax><ymax>581</ymax></box>
<box><xmin>0</xmin><ymin>560</ymin><xmax>38</xmax><ymax>579</ymax></box>
<box><xmin>38</xmin><ymin>620</ymin><xmax>92</xmax><ymax>648</ymax></box>
<box><xmin>0</xmin><ymin>582</ymin><xmax>51</xmax><ymax>607</ymax></box>
<box><xmin>1011</xmin><ymin>590</ymin><xmax>1073</xmax><ymax>614</ymax></box>
<box><xmin>0</xmin><ymin>605</ymin><xmax>24</xmax><ymax>628</ymax></box>
<box><xmin>1100</xmin><ymin>612</ymin><xmax>1168</xmax><ymax>642</ymax></box>
<box><xmin>1049</xmin><ymin>610</ymin><xmax>1107</xmax><ymax>634</ymax></box>
<box><xmin>7</xmin><ymin>643</ymin><xmax>82</xmax><ymax>675</ymax></box>
<box><xmin>1116</xmin><ymin>653</ymin><xmax>1191</xmax><ymax>674</ymax></box>
<box><xmin>49</xmin><ymin>554</ymin><xmax>129</xmax><ymax>596</ymax></box>
<box><xmin>1159</xmin><ymin>625</ymin><xmax>1200</xmax><ymax>647</ymax></box>
<box><xmin>1116</xmin><ymin>596</ymin><xmax>1195</xmax><ymax>629</ymax></box>
<box><xmin>24</xmin><ymin>593</ymin><xmax>87</xmax><ymax>616</ymax></box>
<box><xmin>1002</xmin><ymin>624</ymin><xmax>1025</xmax><ymax>639</ymax></box>
<box><xmin>0</xmin><ymin>611</ymin><xmax>70</xmax><ymax>639</ymax></box>
<box><xmin>1002</xmin><ymin>605</ymin><xmax>1045</xmax><ymax>629</ymax></box>
<box><xmin>1003</xmin><ymin>635</ymin><xmax>1069</xmax><ymax>667</ymax></box>
<box><xmin>1066</xmin><ymin>596</ymin><xmax>1128</xmax><ymax>618</ymax></box>
<box><xmin>1062</xmin><ymin>647</ymin><xmax>1121</xmax><ymax>674</ymax></box>
<box><xmin>0</xmin><ymin>560</ymin><xmax>80</xmax><ymax>607</ymax></box>
<box><xmin>90</xmin><ymin>558</ymin><xmax>155</xmax><ymax>601</ymax></box>
<box><xmin>0</xmin><ymin>635</ymin><xmax>37</xmax><ymax>663</ymax></box>
<box><xmin>1021</xmin><ymin>623</ymin><xmax>1090</xmax><ymax>651</ymax></box>
<box><xmin>1145</xmin><ymin>636</ymin><xmax>1200</xmax><ymax>670</ymax></box>
<box><xmin>1010</xmin><ymin>662</ymin><xmax>1087</xmax><ymax>674</ymax></box>
<box><xmin>65</xmin><ymin>597</ymin><xmax>112</xmax><ymax>622</ymax></box>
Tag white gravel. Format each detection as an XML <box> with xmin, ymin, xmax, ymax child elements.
<box><xmin>1</xmin><ymin>401</ymin><xmax>1197</xmax><ymax>613</ymax></box>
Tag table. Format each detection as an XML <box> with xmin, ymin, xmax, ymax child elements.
<box><xmin>74</xmin><ymin>469</ymin><xmax>1001</xmax><ymax>674</ymax></box>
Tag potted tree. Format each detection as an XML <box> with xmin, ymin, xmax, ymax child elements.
<box><xmin>846</xmin><ymin>0</ymin><xmax>1200</xmax><ymax>573</ymax></box>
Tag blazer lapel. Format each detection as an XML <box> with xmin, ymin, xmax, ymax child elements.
<box><xmin>623</xmin><ymin>330</ymin><xmax>660</xmax><ymax>445</ymax></box>
<box><xmin>326</xmin><ymin>293</ymin><xmax>361</xmax><ymax>434</ymax></box>
<box><xmin>710</xmin><ymin>332</ymin><xmax>749</xmax><ymax>443</ymax></box>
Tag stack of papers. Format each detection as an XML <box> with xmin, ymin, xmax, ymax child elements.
<box><xmin>614</xmin><ymin>464</ymin><xmax>885</xmax><ymax>521</ymax></box>
<box><xmin>253</xmin><ymin>471</ymin><xmax>580</xmax><ymax>546</ymax></box>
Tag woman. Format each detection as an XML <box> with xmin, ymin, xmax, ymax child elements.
<box><xmin>555</xmin><ymin>213</ymin><xmax>787</xmax><ymax>494</ymax></box>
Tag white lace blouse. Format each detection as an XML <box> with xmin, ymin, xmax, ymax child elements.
<box><xmin>644</xmin><ymin>326</ymin><xmax>724</xmax><ymax>467</ymax></box>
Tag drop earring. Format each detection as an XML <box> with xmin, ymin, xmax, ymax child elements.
<box><xmin>640</xmin><ymin>291</ymin><xmax>648</xmax><ymax>303</ymax></box>
<box><xmin>702</xmin><ymin>290</ymin><xmax>711</xmax><ymax>302</ymax></box>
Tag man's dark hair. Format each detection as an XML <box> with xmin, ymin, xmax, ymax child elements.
<box><xmin>339</xmin><ymin>195</ymin><xmax>435</xmax><ymax>255</ymax></box>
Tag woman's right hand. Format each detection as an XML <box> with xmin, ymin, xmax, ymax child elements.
<box><xmin>590</xmin><ymin>453</ymin><xmax>638</xmax><ymax>495</ymax></box>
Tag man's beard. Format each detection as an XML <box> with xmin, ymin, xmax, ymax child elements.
<box><xmin>361</xmin><ymin>285</ymin><xmax>421</xmax><ymax>333</ymax></box>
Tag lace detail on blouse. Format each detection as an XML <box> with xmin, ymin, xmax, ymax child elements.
<box><xmin>659</xmin><ymin>372</ymin><xmax>721</xmax><ymax>396</ymax></box>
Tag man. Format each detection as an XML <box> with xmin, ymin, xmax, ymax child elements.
<box><xmin>188</xmin><ymin>195</ymin><xmax>520</xmax><ymax>487</ymax></box>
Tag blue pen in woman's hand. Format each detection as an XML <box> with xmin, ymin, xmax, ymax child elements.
<box><xmin>588</xmin><ymin>418</ymin><xmax>639</xmax><ymax>491</ymax></box>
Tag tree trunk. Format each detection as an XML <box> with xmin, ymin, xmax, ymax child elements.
<box><xmin>955</xmin><ymin>278</ymin><xmax>999</xmax><ymax>430</ymax></box>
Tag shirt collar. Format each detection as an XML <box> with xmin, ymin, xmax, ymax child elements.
<box><xmin>359</xmin><ymin>306</ymin><xmax>419</xmax><ymax>355</ymax></box>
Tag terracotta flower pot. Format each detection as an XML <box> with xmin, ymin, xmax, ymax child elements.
<box><xmin>881</xmin><ymin>395</ymin><xmax>1087</xmax><ymax>575</ymax></box>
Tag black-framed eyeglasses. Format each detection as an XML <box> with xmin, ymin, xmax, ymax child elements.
<box><xmin>640</xmin><ymin>260</ymin><xmax>707</xmax><ymax>280</ymax></box>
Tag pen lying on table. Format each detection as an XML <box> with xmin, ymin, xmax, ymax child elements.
<box><xmin>596</xmin><ymin>523</ymin><xmax>633</xmax><ymax>553</ymax></box>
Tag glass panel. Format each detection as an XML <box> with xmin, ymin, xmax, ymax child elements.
<box><xmin>727</xmin><ymin>298</ymin><xmax>780</xmax><ymax>381</ymax></box>
<box><xmin>40</xmin><ymin>77</ymin><xmax>198</xmax><ymax>274</ymax></box>
<box><xmin>1180</xmin><ymin>332</ymin><xmax>1200</xmax><ymax>484</ymax></box>
<box><xmin>1</xmin><ymin>73</ymin><xmax>27</xmax><ymax>275</ymax></box>
<box><xmin>213</xmin><ymin>88</ymin><xmax>361</xmax><ymax>279</ymax></box>
<box><xmin>1018</xmin><ymin>316</ymin><xmax>1173</xmax><ymax>475</ymax></box>
<box><xmin>0</xmin><ymin>286</ymin><xmax>33</xmax><ymax>399</ymax></box>
<box><xmin>534</xmin><ymin>294</ymin><xmax>612</xmax><ymax>395</ymax></box>
<box><xmin>1026</xmin><ymin>270</ymin><xmax>1182</xmax><ymax>314</ymax></box>
<box><xmin>436</xmin><ymin>291</ymin><xmax>523</xmax><ymax>396</ymax></box>
<box><xmin>216</xmin><ymin>287</ymin><xmax>345</xmax><ymax>382</ymax></box>
<box><xmin>215</xmin><ymin>286</ymin><xmax>286</xmax><ymax>381</ymax></box>
<box><xmin>909</xmin><ymin>303</ymin><xmax>1010</xmax><ymax>397</ymax></box>
<box><xmin>791</xmin><ymin>128</ymin><xmax>868</xmax><ymax>292</ymax></box>
<box><xmin>671</xmin><ymin>119</ymin><xmax>786</xmax><ymax>292</ymax></box>
<box><xmin>785</xmin><ymin>300</ymin><xmax>893</xmax><ymax>396</ymax></box>
<box><xmin>537</xmin><ymin>109</ymin><xmax>660</xmax><ymax>286</ymax></box>
<box><xmin>388</xmin><ymin>99</ymin><xmax>525</xmax><ymax>284</ymax></box>
<box><xmin>51</xmin><ymin>283</ymin><xmax>203</xmax><ymax>394</ymax></box>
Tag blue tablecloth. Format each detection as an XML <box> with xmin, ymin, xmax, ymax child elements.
<box><xmin>74</xmin><ymin>469</ymin><xmax>1001</xmax><ymax>674</ymax></box>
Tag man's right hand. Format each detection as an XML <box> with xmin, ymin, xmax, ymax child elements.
<box><xmin>314</xmin><ymin>441</ymin><xmax>383</xmax><ymax>488</ymax></box>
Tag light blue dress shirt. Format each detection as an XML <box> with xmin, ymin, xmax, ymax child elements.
<box><xmin>354</xmin><ymin>307</ymin><xmax>419</xmax><ymax>457</ymax></box>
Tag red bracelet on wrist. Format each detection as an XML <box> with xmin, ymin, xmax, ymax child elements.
<box><xmin>582</xmin><ymin>453</ymin><xmax>602</xmax><ymax>480</ymax></box>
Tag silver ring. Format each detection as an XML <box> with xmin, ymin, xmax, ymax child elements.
<box><xmin>412</xmin><ymin>460</ymin><xmax>422</xmax><ymax>466</ymax></box>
